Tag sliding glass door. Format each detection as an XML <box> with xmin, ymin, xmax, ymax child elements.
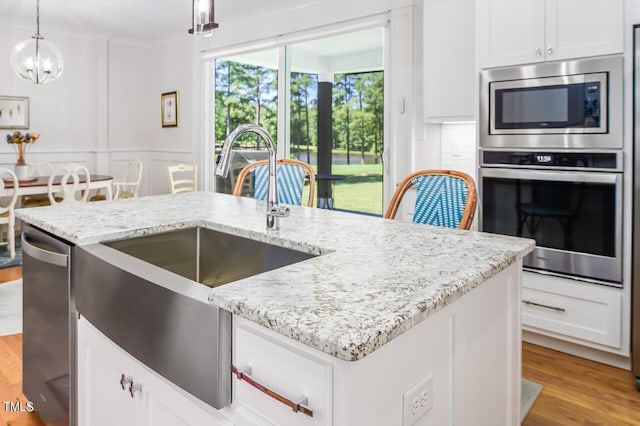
<box><xmin>212</xmin><ymin>28</ymin><xmax>384</xmax><ymax>215</ymax></box>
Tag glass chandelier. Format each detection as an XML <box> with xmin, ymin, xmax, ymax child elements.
<box><xmin>10</xmin><ymin>0</ymin><xmax>64</xmax><ymax>84</ymax></box>
<box><xmin>189</xmin><ymin>0</ymin><xmax>219</xmax><ymax>36</ymax></box>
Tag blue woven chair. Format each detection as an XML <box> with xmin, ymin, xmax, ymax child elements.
<box><xmin>232</xmin><ymin>159</ymin><xmax>316</xmax><ymax>207</ymax></box>
<box><xmin>384</xmin><ymin>170</ymin><xmax>477</xmax><ymax>230</ymax></box>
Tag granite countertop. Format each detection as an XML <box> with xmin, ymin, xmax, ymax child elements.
<box><xmin>16</xmin><ymin>191</ymin><xmax>534</xmax><ymax>361</ymax></box>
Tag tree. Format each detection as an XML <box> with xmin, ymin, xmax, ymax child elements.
<box><xmin>364</xmin><ymin>72</ymin><xmax>384</xmax><ymax>164</ymax></box>
<box><xmin>291</xmin><ymin>72</ymin><xmax>318</xmax><ymax>163</ymax></box>
<box><xmin>214</xmin><ymin>60</ymin><xmax>278</xmax><ymax>150</ymax></box>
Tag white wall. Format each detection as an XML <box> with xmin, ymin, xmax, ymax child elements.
<box><xmin>0</xmin><ymin>27</ymin><xmax>104</xmax><ymax>169</ymax></box>
<box><xmin>145</xmin><ymin>35</ymin><xmax>197</xmax><ymax>195</ymax></box>
<box><xmin>0</xmin><ymin>23</ymin><xmax>178</xmax><ymax>196</ymax></box>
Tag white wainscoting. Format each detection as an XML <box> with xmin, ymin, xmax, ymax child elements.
<box><xmin>0</xmin><ymin>151</ymin><xmax>96</xmax><ymax>173</ymax></box>
<box><xmin>0</xmin><ymin>150</ymin><xmax>197</xmax><ymax>198</ymax></box>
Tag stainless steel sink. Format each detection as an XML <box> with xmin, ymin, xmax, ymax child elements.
<box><xmin>74</xmin><ymin>227</ymin><xmax>318</xmax><ymax>410</ymax></box>
<box><xmin>103</xmin><ymin>227</ymin><xmax>317</xmax><ymax>288</ymax></box>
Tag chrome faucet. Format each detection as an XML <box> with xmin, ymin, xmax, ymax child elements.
<box><xmin>214</xmin><ymin>124</ymin><xmax>290</xmax><ymax>230</ymax></box>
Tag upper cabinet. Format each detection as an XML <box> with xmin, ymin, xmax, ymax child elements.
<box><xmin>478</xmin><ymin>0</ymin><xmax>623</xmax><ymax>69</ymax></box>
<box><xmin>424</xmin><ymin>0</ymin><xmax>476</xmax><ymax>122</ymax></box>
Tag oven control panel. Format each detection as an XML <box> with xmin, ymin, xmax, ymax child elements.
<box><xmin>481</xmin><ymin>151</ymin><xmax>620</xmax><ymax>171</ymax></box>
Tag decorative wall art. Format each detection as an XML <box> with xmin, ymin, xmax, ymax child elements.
<box><xmin>0</xmin><ymin>96</ymin><xmax>29</xmax><ymax>129</ymax></box>
<box><xmin>161</xmin><ymin>91</ymin><xmax>178</xmax><ymax>128</ymax></box>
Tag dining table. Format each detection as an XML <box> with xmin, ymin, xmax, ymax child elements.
<box><xmin>1</xmin><ymin>175</ymin><xmax>114</xmax><ymax>202</ymax></box>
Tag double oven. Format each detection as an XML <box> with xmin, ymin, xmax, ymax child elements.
<box><xmin>479</xmin><ymin>56</ymin><xmax>623</xmax><ymax>286</ymax></box>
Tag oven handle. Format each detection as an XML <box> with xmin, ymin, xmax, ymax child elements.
<box><xmin>480</xmin><ymin>168</ymin><xmax>619</xmax><ymax>184</ymax></box>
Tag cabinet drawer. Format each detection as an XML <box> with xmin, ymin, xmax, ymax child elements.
<box><xmin>233</xmin><ymin>323</ymin><xmax>332</xmax><ymax>426</ymax></box>
<box><xmin>522</xmin><ymin>273</ymin><xmax>622</xmax><ymax>348</ymax></box>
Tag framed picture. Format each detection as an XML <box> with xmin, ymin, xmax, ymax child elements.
<box><xmin>0</xmin><ymin>96</ymin><xmax>29</xmax><ymax>129</ymax></box>
<box><xmin>161</xmin><ymin>91</ymin><xmax>178</xmax><ymax>128</ymax></box>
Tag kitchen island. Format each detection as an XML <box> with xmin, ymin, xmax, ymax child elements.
<box><xmin>17</xmin><ymin>191</ymin><xmax>534</xmax><ymax>426</ymax></box>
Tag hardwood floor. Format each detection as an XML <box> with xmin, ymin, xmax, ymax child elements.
<box><xmin>522</xmin><ymin>342</ymin><xmax>640</xmax><ymax>425</ymax></box>
<box><xmin>2</xmin><ymin>267</ymin><xmax>640</xmax><ymax>425</ymax></box>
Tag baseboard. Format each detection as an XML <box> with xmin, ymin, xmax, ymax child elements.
<box><xmin>523</xmin><ymin>330</ymin><xmax>631</xmax><ymax>370</ymax></box>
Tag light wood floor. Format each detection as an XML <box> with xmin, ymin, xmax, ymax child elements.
<box><xmin>2</xmin><ymin>266</ymin><xmax>640</xmax><ymax>425</ymax></box>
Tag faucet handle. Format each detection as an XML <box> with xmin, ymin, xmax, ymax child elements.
<box><xmin>269</xmin><ymin>204</ymin><xmax>290</xmax><ymax>218</ymax></box>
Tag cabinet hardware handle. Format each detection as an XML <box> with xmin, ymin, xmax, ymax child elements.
<box><xmin>120</xmin><ymin>374</ymin><xmax>133</xmax><ymax>391</ymax></box>
<box><xmin>129</xmin><ymin>381</ymin><xmax>142</xmax><ymax>398</ymax></box>
<box><xmin>535</xmin><ymin>48</ymin><xmax>542</xmax><ymax>57</ymax></box>
<box><xmin>231</xmin><ymin>364</ymin><xmax>314</xmax><ymax>417</ymax></box>
<box><xmin>546</xmin><ymin>46</ymin><xmax>553</xmax><ymax>55</ymax></box>
<box><xmin>523</xmin><ymin>300</ymin><xmax>566</xmax><ymax>312</ymax></box>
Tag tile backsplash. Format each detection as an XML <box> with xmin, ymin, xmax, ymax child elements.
<box><xmin>440</xmin><ymin>122</ymin><xmax>477</xmax><ymax>183</ymax></box>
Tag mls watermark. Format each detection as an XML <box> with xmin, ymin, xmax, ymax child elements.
<box><xmin>2</xmin><ymin>401</ymin><xmax>35</xmax><ymax>412</ymax></box>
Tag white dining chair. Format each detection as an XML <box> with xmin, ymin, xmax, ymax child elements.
<box><xmin>48</xmin><ymin>164</ymin><xmax>91</xmax><ymax>205</ymax></box>
<box><xmin>27</xmin><ymin>162</ymin><xmax>55</xmax><ymax>178</ymax></box>
<box><xmin>114</xmin><ymin>159</ymin><xmax>143</xmax><ymax>199</ymax></box>
<box><xmin>167</xmin><ymin>164</ymin><xmax>197</xmax><ymax>194</ymax></box>
<box><xmin>21</xmin><ymin>161</ymin><xmax>56</xmax><ymax>207</ymax></box>
<box><xmin>90</xmin><ymin>159</ymin><xmax>143</xmax><ymax>201</ymax></box>
<box><xmin>0</xmin><ymin>168</ymin><xmax>20</xmax><ymax>259</ymax></box>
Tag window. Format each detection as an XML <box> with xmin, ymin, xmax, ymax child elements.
<box><xmin>212</xmin><ymin>28</ymin><xmax>385</xmax><ymax>215</ymax></box>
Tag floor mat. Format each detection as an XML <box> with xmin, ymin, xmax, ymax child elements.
<box><xmin>521</xmin><ymin>378</ymin><xmax>543</xmax><ymax>422</ymax></box>
<box><xmin>0</xmin><ymin>279</ymin><xmax>22</xmax><ymax>336</ymax></box>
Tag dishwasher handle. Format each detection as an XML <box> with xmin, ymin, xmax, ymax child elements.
<box><xmin>22</xmin><ymin>233</ymin><xmax>69</xmax><ymax>267</ymax></box>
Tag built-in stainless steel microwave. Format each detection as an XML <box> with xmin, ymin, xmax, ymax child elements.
<box><xmin>480</xmin><ymin>56</ymin><xmax>623</xmax><ymax>149</ymax></box>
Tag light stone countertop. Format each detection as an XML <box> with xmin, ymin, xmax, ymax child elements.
<box><xmin>16</xmin><ymin>191</ymin><xmax>535</xmax><ymax>361</ymax></box>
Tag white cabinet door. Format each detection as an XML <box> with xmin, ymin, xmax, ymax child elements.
<box><xmin>478</xmin><ymin>0</ymin><xmax>623</xmax><ymax>68</ymax></box>
<box><xmin>545</xmin><ymin>0</ymin><xmax>623</xmax><ymax>61</ymax></box>
<box><xmin>78</xmin><ymin>317</ymin><xmax>231</xmax><ymax>426</ymax></box>
<box><xmin>522</xmin><ymin>272</ymin><xmax>624</xmax><ymax>352</ymax></box>
<box><xmin>77</xmin><ymin>318</ymin><xmax>143</xmax><ymax>426</ymax></box>
<box><xmin>231</xmin><ymin>319</ymin><xmax>333</xmax><ymax>426</ymax></box>
<box><xmin>477</xmin><ymin>0</ymin><xmax>545</xmax><ymax>68</ymax></box>
<box><xmin>424</xmin><ymin>0</ymin><xmax>476</xmax><ymax>121</ymax></box>
<box><xmin>143</xmin><ymin>366</ymin><xmax>233</xmax><ymax>426</ymax></box>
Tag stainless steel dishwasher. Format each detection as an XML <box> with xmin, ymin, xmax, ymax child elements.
<box><xmin>21</xmin><ymin>223</ymin><xmax>75</xmax><ymax>426</ymax></box>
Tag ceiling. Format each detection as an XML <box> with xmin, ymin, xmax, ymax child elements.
<box><xmin>0</xmin><ymin>0</ymin><xmax>280</xmax><ymax>43</ymax></box>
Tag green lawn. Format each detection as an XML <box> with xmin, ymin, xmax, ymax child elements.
<box><xmin>303</xmin><ymin>163</ymin><xmax>383</xmax><ymax>215</ymax></box>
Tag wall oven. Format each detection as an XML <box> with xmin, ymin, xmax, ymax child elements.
<box><xmin>480</xmin><ymin>56</ymin><xmax>623</xmax><ymax>149</ymax></box>
<box><xmin>480</xmin><ymin>151</ymin><xmax>622</xmax><ymax>285</ymax></box>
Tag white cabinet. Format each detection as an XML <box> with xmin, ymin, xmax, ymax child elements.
<box><xmin>478</xmin><ymin>0</ymin><xmax>623</xmax><ymax>68</ymax></box>
<box><xmin>228</xmin><ymin>262</ymin><xmax>523</xmax><ymax>426</ymax></box>
<box><xmin>522</xmin><ymin>272</ymin><xmax>623</xmax><ymax>352</ymax></box>
<box><xmin>424</xmin><ymin>0</ymin><xmax>476</xmax><ymax>121</ymax></box>
<box><xmin>231</xmin><ymin>322</ymin><xmax>333</xmax><ymax>426</ymax></box>
<box><xmin>77</xmin><ymin>317</ymin><xmax>231</xmax><ymax>426</ymax></box>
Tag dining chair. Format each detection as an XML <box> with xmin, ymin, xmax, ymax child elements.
<box><xmin>167</xmin><ymin>164</ymin><xmax>197</xmax><ymax>194</ymax></box>
<box><xmin>114</xmin><ymin>159</ymin><xmax>143</xmax><ymax>199</ymax></box>
<box><xmin>384</xmin><ymin>169</ymin><xmax>477</xmax><ymax>230</ymax></box>
<box><xmin>91</xmin><ymin>159</ymin><xmax>143</xmax><ymax>201</ymax></box>
<box><xmin>232</xmin><ymin>159</ymin><xmax>316</xmax><ymax>207</ymax></box>
<box><xmin>27</xmin><ymin>161</ymin><xmax>55</xmax><ymax>177</ymax></box>
<box><xmin>0</xmin><ymin>168</ymin><xmax>19</xmax><ymax>259</ymax></box>
<box><xmin>21</xmin><ymin>162</ymin><xmax>56</xmax><ymax>207</ymax></box>
<box><xmin>48</xmin><ymin>164</ymin><xmax>91</xmax><ymax>205</ymax></box>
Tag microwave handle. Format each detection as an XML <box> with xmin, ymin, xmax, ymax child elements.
<box><xmin>480</xmin><ymin>168</ymin><xmax>619</xmax><ymax>185</ymax></box>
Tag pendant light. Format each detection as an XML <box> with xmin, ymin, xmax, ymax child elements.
<box><xmin>189</xmin><ymin>0</ymin><xmax>218</xmax><ymax>36</ymax></box>
<box><xmin>10</xmin><ymin>0</ymin><xmax>64</xmax><ymax>84</ymax></box>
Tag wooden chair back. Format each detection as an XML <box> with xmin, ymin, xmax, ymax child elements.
<box><xmin>27</xmin><ymin>162</ymin><xmax>54</xmax><ymax>178</ymax></box>
<box><xmin>232</xmin><ymin>159</ymin><xmax>315</xmax><ymax>207</ymax></box>
<box><xmin>114</xmin><ymin>159</ymin><xmax>143</xmax><ymax>199</ymax></box>
<box><xmin>0</xmin><ymin>168</ymin><xmax>18</xmax><ymax>259</ymax></box>
<box><xmin>384</xmin><ymin>169</ymin><xmax>477</xmax><ymax>230</ymax></box>
<box><xmin>167</xmin><ymin>164</ymin><xmax>197</xmax><ymax>194</ymax></box>
<box><xmin>48</xmin><ymin>164</ymin><xmax>91</xmax><ymax>205</ymax></box>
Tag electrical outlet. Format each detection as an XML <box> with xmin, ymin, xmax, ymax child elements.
<box><xmin>402</xmin><ymin>374</ymin><xmax>433</xmax><ymax>425</ymax></box>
